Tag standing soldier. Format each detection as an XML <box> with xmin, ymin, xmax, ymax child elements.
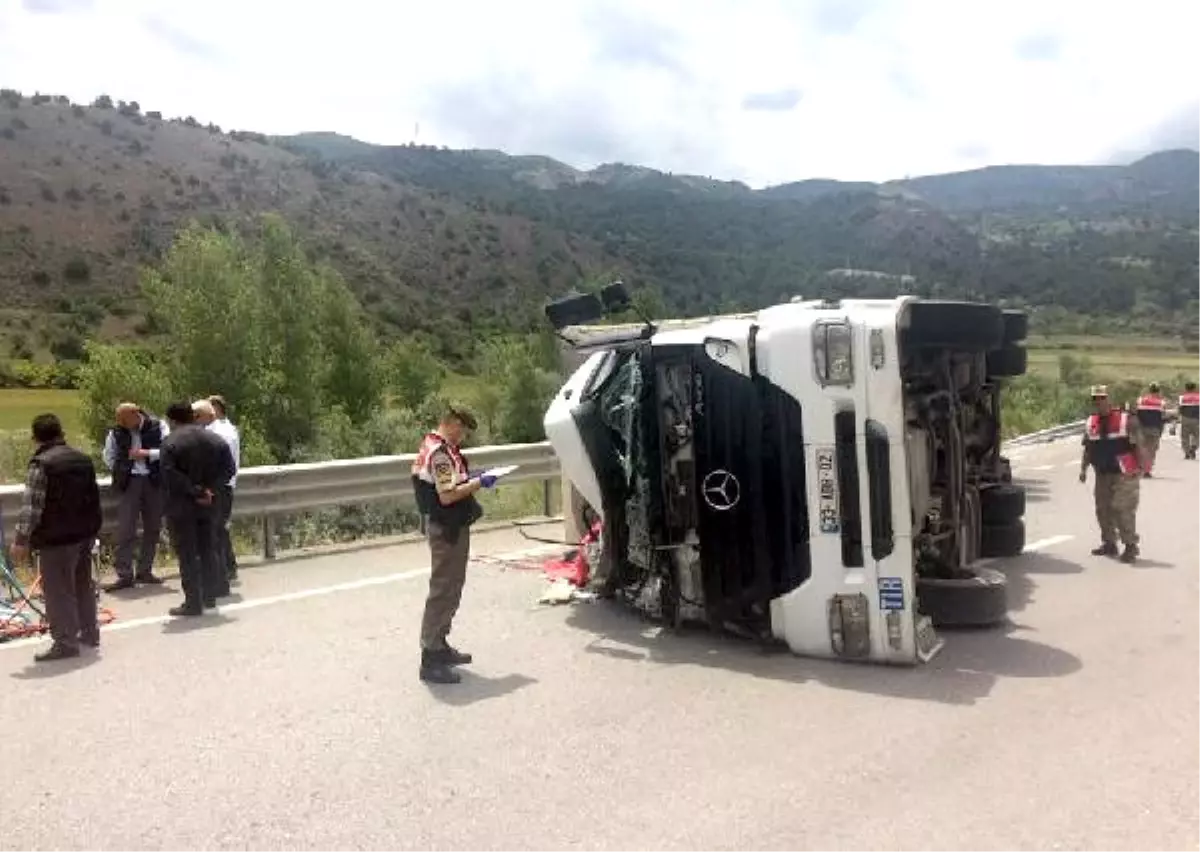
<box><xmin>1178</xmin><ymin>382</ymin><xmax>1199</xmax><ymax>461</ymax></box>
<box><xmin>410</xmin><ymin>406</ymin><xmax>497</xmax><ymax>684</ymax></box>
<box><xmin>1134</xmin><ymin>382</ymin><xmax>1166</xmax><ymax>476</ymax></box>
<box><xmin>1079</xmin><ymin>385</ymin><xmax>1145</xmax><ymax>564</ymax></box>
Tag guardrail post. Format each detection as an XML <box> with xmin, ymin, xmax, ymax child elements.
<box><xmin>542</xmin><ymin>478</ymin><xmax>553</xmax><ymax>517</ymax></box>
<box><xmin>262</xmin><ymin>515</ymin><xmax>277</xmax><ymax>560</ymax></box>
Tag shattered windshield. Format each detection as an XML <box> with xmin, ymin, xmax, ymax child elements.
<box><xmin>597</xmin><ymin>352</ymin><xmax>653</xmax><ymax>571</ymax></box>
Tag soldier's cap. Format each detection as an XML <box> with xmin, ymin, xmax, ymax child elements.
<box><xmin>1089</xmin><ymin>384</ymin><xmax>1109</xmax><ymax>398</ymax></box>
<box><xmin>445</xmin><ymin>405</ymin><xmax>478</xmax><ymax>431</ymax></box>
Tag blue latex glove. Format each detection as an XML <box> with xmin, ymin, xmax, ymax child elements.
<box><xmin>479</xmin><ymin>473</ymin><xmax>498</xmax><ymax>489</ymax></box>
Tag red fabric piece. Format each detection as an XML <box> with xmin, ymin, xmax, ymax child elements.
<box><xmin>543</xmin><ymin>520</ymin><xmax>602</xmax><ymax>587</ymax></box>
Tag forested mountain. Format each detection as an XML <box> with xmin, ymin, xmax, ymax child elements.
<box><xmin>0</xmin><ymin>87</ymin><xmax>1196</xmax><ymax>369</ymax></box>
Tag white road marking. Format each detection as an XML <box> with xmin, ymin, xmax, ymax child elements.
<box><xmin>1025</xmin><ymin>534</ymin><xmax>1074</xmax><ymax>551</ymax></box>
<box><xmin>1</xmin><ymin>544</ymin><xmax>563</xmax><ymax>652</ymax></box>
<box><xmin>1022</xmin><ymin>464</ymin><xmax>1056</xmax><ymax>472</ymax></box>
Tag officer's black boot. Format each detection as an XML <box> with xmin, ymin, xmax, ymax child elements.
<box><xmin>1091</xmin><ymin>542</ymin><xmax>1119</xmax><ymax>557</ymax></box>
<box><xmin>443</xmin><ymin>644</ymin><xmax>473</xmax><ymax>666</ymax></box>
<box><xmin>1119</xmin><ymin>544</ymin><xmax>1139</xmax><ymax>564</ymax></box>
<box><xmin>419</xmin><ymin>649</ymin><xmax>461</xmax><ymax>684</ymax></box>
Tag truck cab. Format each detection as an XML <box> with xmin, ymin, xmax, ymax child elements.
<box><xmin>544</xmin><ymin>288</ymin><xmax>1029</xmax><ymax>665</ymax></box>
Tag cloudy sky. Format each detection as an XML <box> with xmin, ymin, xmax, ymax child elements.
<box><xmin>0</xmin><ymin>0</ymin><xmax>1196</xmax><ymax>187</ymax></box>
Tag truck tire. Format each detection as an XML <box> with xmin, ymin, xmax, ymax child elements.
<box><xmin>987</xmin><ymin>345</ymin><xmax>1028</xmax><ymax>378</ymax></box>
<box><xmin>981</xmin><ymin>483</ymin><xmax>1025</xmax><ymax>524</ymax></box>
<box><xmin>1002</xmin><ymin>309</ymin><xmax>1028</xmax><ymax>343</ymax></box>
<box><xmin>917</xmin><ymin>567</ymin><xmax>1008</xmax><ymax>628</ymax></box>
<box><xmin>902</xmin><ymin>301</ymin><xmax>1004</xmax><ymax>352</ymax></box>
<box><xmin>980</xmin><ymin>519</ymin><xmax>1026</xmax><ymax>558</ymax></box>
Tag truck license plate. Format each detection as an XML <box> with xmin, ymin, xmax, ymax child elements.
<box><xmin>816</xmin><ymin>447</ymin><xmax>839</xmax><ymax>534</ymax></box>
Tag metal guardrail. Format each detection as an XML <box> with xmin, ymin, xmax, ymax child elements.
<box><xmin>1003</xmin><ymin>419</ymin><xmax>1087</xmax><ymax>448</ymax></box>
<box><xmin>0</xmin><ymin>442</ymin><xmax>561</xmax><ymax>556</ymax></box>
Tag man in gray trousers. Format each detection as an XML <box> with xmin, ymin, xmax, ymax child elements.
<box><xmin>102</xmin><ymin>402</ymin><xmax>169</xmax><ymax>591</ymax></box>
<box><xmin>9</xmin><ymin>413</ymin><xmax>103</xmax><ymax>662</ymax></box>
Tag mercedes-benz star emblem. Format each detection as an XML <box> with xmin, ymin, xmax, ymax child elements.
<box><xmin>701</xmin><ymin>469</ymin><xmax>741</xmax><ymax>511</ymax></box>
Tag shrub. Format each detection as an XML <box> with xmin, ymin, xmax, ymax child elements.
<box><xmin>63</xmin><ymin>257</ymin><xmax>90</xmax><ymax>281</ymax></box>
<box><xmin>92</xmin><ymin>94</ymin><xmax>113</xmax><ymax>109</ymax></box>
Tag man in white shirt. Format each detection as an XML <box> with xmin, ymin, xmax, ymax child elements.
<box><xmin>193</xmin><ymin>396</ymin><xmax>241</xmax><ymax>584</ymax></box>
<box><xmin>102</xmin><ymin>402</ymin><xmax>169</xmax><ymax>591</ymax></box>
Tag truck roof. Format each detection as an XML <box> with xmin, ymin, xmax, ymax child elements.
<box><xmin>561</xmin><ymin>297</ymin><xmax>917</xmax><ymax>346</ymax></box>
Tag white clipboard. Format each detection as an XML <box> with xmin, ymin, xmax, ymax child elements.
<box><xmin>483</xmin><ymin>464</ymin><xmax>519</xmax><ymax>480</ymax></box>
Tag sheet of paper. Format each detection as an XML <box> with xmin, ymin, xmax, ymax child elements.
<box><xmin>483</xmin><ymin>464</ymin><xmax>519</xmax><ymax>480</ymax></box>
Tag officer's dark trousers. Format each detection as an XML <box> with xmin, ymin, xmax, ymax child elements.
<box><xmin>216</xmin><ymin>484</ymin><xmax>237</xmax><ymax>579</ymax></box>
<box><xmin>168</xmin><ymin>506</ymin><xmax>221</xmax><ymax>607</ymax></box>
<box><xmin>420</xmin><ymin>522</ymin><xmax>470</xmax><ymax>650</ymax></box>
<box><xmin>39</xmin><ymin>540</ymin><xmax>99</xmax><ymax>650</ymax></box>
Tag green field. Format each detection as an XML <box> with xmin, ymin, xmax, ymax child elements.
<box><xmin>0</xmin><ymin>388</ymin><xmax>83</xmax><ymax>436</ymax></box>
<box><xmin>1025</xmin><ymin>335</ymin><xmax>1198</xmax><ymax>383</ymax></box>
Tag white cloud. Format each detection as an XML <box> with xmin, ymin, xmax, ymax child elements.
<box><xmin>0</xmin><ymin>0</ymin><xmax>1195</xmax><ymax>187</ymax></box>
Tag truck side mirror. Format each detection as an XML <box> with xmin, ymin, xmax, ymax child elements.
<box><xmin>545</xmin><ymin>292</ymin><xmax>605</xmax><ymax>330</ymax></box>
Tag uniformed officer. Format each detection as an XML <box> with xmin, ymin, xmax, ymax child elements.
<box><xmin>1178</xmin><ymin>381</ymin><xmax>1199</xmax><ymax>460</ymax></box>
<box><xmin>1134</xmin><ymin>382</ymin><xmax>1166</xmax><ymax>476</ymax></box>
<box><xmin>1079</xmin><ymin>385</ymin><xmax>1145</xmax><ymax>563</ymax></box>
<box><xmin>411</xmin><ymin>406</ymin><xmax>497</xmax><ymax>684</ymax></box>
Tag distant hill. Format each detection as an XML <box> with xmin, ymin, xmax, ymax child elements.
<box><xmin>286</xmin><ymin>131</ymin><xmax>1199</xmax><ymax>217</ymax></box>
<box><xmin>0</xmin><ymin>87</ymin><xmax>1196</xmax><ymax>368</ymax></box>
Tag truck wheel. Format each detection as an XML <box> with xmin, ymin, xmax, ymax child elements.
<box><xmin>902</xmin><ymin>301</ymin><xmax>1004</xmax><ymax>352</ymax></box>
<box><xmin>981</xmin><ymin>484</ymin><xmax>1025</xmax><ymax>524</ymax></box>
<box><xmin>980</xmin><ymin>519</ymin><xmax>1025</xmax><ymax>558</ymax></box>
<box><xmin>986</xmin><ymin>345</ymin><xmax>1028</xmax><ymax>378</ymax></box>
<box><xmin>1002</xmin><ymin>309</ymin><xmax>1028</xmax><ymax>343</ymax></box>
<box><xmin>917</xmin><ymin>567</ymin><xmax>1008</xmax><ymax>628</ymax></box>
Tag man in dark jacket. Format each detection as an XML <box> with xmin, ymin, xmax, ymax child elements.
<box><xmin>159</xmin><ymin>401</ymin><xmax>236</xmax><ymax>617</ymax></box>
<box><xmin>9</xmin><ymin>414</ymin><xmax>103</xmax><ymax>662</ymax></box>
<box><xmin>102</xmin><ymin>401</ymin><xmax>169</xmax><ymax>591</ymax></box>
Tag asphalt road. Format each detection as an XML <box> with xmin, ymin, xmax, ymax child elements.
<box><xmin>1</xmin><ymin>437</ymin><xmax>1196</xmax><ymax>851</ymax></box>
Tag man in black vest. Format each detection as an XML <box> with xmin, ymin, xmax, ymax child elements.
<box><xmin>411</xmin><ymin>406</ymin><xmax>497</xmax><ymax>684</ymax></box>
<box><xmin>159</xmin><ymin>401</ymin><xmax>236</xmax><ymax>616</ymax></box>
<box><xmin>102</xmin><ymin>401</ymin><xmax>169</xmax><ymax>591</ymax></box>
<box><xmin>9</xmin><ymin>414</ymin><xmax>103</xmax><ymax>662</ymax></box>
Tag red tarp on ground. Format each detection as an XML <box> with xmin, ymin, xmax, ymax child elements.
<box><xmin>542</xmin><ymin>520</ymin><xmax>602</xmax><ymax>587</ymax></box>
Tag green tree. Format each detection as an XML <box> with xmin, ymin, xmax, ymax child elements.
<box><xmin>386</xmin><ymin>337</ymin><xmax>445</xmax><ymax>411</ymax></box>
<box><xmin>498</xmin><ymin>349</ymin><xmax>547</xmax><ymax>442</ymax></box>
<box><xmin>318</xmin><ymin>266</ymin><xmax>382</xmax><ymax>422</ymax></box>
<box><xmin>76</xmin><ymin>343</ymin><xmax>172</xmax><ymax>449</ymax></box>
<box><xmin>122</xmin><ymin>215</ymin><xmax>387</xmax><ymax>463</ymax></box>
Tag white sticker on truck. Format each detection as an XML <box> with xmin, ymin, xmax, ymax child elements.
<box><xmin>816</xmin><ymin>447</ymin><xmax>840</xmax><ymax>534</ymax></box>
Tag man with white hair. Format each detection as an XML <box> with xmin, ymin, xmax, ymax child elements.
<box><xmin>192</xmin><ymin>396</ymin><xmax>240</xmax><ymax>586</ymax></box>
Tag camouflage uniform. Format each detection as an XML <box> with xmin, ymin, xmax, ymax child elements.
<box><xmin>1179</xmin><ymin>388</ymin><xmax>1200</xmax><ymax>460</ymax></box>
<box><xmin>1093</xmin><ymin>471</ymin><xmax>1139</xmax><ymax>550</ymax></box>
<box><xmin>1135</xmin><ymin>388</ymin><xmax>1166</xmax><ymax>474</ymax></box>
<box><xmin>1181</xmin><ymin>417</ymin><xmax>1199</xmax><ymax>459</ymax></box>
<box><xmin>1082</xmin><ymin>390</ymin><xmax>1142</xmax><ymax>560</ymax></box>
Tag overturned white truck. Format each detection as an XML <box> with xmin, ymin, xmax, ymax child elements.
<box><xmin>543</xmin><ymin>284</ymin><xmax>1029</xmax><ymax>665</ymax></box>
